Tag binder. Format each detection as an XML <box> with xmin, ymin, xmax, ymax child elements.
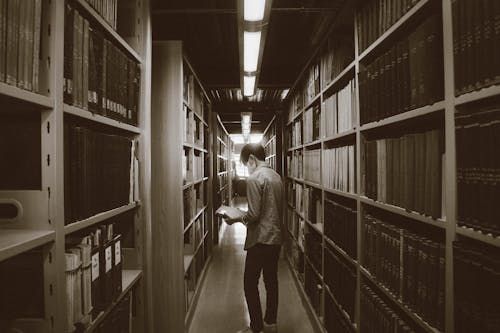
<box><xmin>113</xmin><ymin>234</ymin><xmax>123</xmax><ymax>299</ymax></box>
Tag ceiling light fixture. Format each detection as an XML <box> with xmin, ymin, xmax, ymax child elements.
<box><xmin>238</xmin><ymin>0</ymin><xmax>272</xmax><ymax>98</ymax></box>
<box><xmin>244</xmin><ymin>31</ymin><xmax>261</xmax><ymax>73</ymax></box>
<box><xmin>244</xmin><ymin>0</ymin><xmax>266</xmax><ymax>21</ymax></box>
<box><xmin>243</xmin><ymin>76</ymin><xmax>256</xmax><ymax>97</ymax></box>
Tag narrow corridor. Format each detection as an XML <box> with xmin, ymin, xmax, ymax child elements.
<box><xmin>188</xmin><ymin>199</ymin><xmax>315</xmax><ymax>333</ymax></box>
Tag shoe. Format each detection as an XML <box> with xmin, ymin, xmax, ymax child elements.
<box><xmin>237</xmin><ymin>327</ymin><xmax>263</xmax><ymax>333</ymax></box>
<box><xmin>264</xmin><ymin>322</ymin><xmax>277</xmax><ymax>332</ymax></box>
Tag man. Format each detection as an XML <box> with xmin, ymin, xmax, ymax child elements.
<box><xmin>223</xmin><ymin>143</ymin><xmax>284</xmax><ymax>333</ymax></box>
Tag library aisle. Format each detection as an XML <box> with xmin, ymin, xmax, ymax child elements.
<box><xmin>188</xmin><ymin>199</ymin><xmax>315</xmax><ymax>333</ymax></box>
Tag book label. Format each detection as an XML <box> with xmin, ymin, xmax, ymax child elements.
<box><xmin>105</xmin><ymin>246</ymin><xmax>112</xmax><ymax>272</ymax></box>
<box><xmin>114</xmin><ymin>241</ymin><xmax>121</xmax><ymax>265</ymax></box>
<box><xmin>91</xmin><ymin>253</ymin><xmax>99</xmax><ymax>281</ymax></box>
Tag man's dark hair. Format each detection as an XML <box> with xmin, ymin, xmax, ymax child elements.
<box><xmin>240</xmin><ymin>143</ymin><xmax>266</xmax><ymax>164</ymax></box>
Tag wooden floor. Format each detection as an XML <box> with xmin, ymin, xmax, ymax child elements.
<box><xmin>188</xmin><ymin>198</ymin><xmax>316</xmax><ymax>333</ymax></box>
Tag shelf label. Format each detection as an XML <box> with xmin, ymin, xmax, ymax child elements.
<box><xmin>115</xmin><ymin>241</ymin><xmax>121</xmax><ymax>265</ymax></box>
<box><xmin>91</xmin><ymin>253</ymin><xmax>99</xmax><ymax>281</ymax></box>
<box><xmin>105</xmin><ymin>246</ymin><xmax>112</xmax><ymax>273</ymax></box>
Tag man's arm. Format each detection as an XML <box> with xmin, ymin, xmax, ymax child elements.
<box><xmin>242</xmin><ymin>177</ymin><xmax>262</xmax><ymax>225</ymax></box>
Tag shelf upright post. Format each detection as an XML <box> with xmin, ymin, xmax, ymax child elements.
<box><xmin>43</xmin><ymin>0</ymin><xmax>67</xmax><ymax>331</ymax></box>
<box><xmin>353</xmin><ymin>9</ymin><xmax>362</xmax><ymax>332</ymax></box>
<box><xmin>441</xmin><ymin>0</ymin><xmax>457</xmax><ymax>331</ymax></box>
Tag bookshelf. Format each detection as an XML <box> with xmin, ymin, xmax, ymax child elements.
<box><xmin>262</xmin><ymin>115</ymin><xmax>282</xmax><ymax>174</ymax></box>
<box><xmin>282</xmin><ymin>0</ymin><xmax>500</xmax><ymax>332</ymax></box>
<box><xmin>0</xmin><ymin>0</ymin><xmax>150</xmax><ymax>332</ymax></box>
<box><xmin>213</xmin><ymin>114</ymin><xmax>231</xmax><ymax>245</ymax></box>
<box><xmin>151</xmin><ymin>41</ymin><xmax>213</xmax><ymax>332</ymax></box>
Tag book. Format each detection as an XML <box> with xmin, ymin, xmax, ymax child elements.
<box><xmin>215</xmin><ymin>205</ymin><xmax>244</xmax><ymax>220</ymax></box>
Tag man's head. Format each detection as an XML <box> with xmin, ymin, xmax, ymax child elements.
<box><xmin>240</xmin><ymin>143</ymin><xmax>266</xmax><ymax>174</ymax></box>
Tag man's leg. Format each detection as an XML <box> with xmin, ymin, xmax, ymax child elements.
<box><xmin>262</xmin><ymin>245</ymin><xmax>281</xmax><ymax>325</ymax></box>
<box><xmin>244</xmin><ymin>244</ymin><xmax>264</xmax><ymax>332</ymax></box>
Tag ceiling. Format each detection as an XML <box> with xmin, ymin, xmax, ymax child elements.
<box><xmin>152</xmin><ymin>0</ymin><xmax>350</xmax><ymax>134</ymax></box>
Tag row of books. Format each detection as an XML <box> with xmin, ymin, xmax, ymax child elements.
<box><xmin>321</xmin><ymin>79</ymin><xmax>357</xmax><ymax>138</ymax></box>
<box><xmin>325</xmin><ymin>291</ymin><xmax>355</xmax><ymax>333</ymax></box>
<box><xmin>305</xmin><ymin>61</ymin><xmax>320</xmax><ymax>105</ymax></box>
<box><xmin>84</xmin><ymin>0</ymin><xmax>118</xmax><ymax>30</ymax></box>
<box><xmin>184</xmin><ymin>242</ymin><xmax>209</xmax><ymax>311</ymax></box>
<box><xmin>302</xmin><ymin>187</ymin><xmax>322</xmax><ymax>225</ymax></box>
<box><xmin>288</xmin><ymin>239</ymin><xmax>305</xmax><ymax>281</ymax></box>
<box><xmin>93</xmin><ymin>293</ymin><xmax>131</xmax><ymax>333</ymax></box>
<box><xmin>454</xmin><ymin>240</ymin><xmax>500</xmax><ymax>333</ymax></box>
<box><xmin>456</xmin><ymin>108</ymin><xmax>500</xmax><ymax>235</ymax></box>
<box><xmin>304</xmin><ymin>260</ymin><xmax>322</xmax><ymax>316</ymax></box>
<box><xmin>324</xmin><ymin>199</ymin><xmax>357</xmax><ymax>259</ymax></box>
<box><xmin>322</xmin><ymin>145</ymin><xmax>356</xmax><ymax>194</ymax></box>
<box><xmin>183</xmin><ymin>105</ymin><xmax>204</xmax><ymax>147</ymax></box>
<box><xmin>183</xmin><ymin>68</ymin><xmax>206</xmax><ymax>119</ymax></box>
<box><xmin>320</xmin><ymin>35</ymin><xmax>354</xmax><ymax>89</ymax></box>
<box><xmin>324</xmin><ymin>244</ymin><xmax>356</xmax><ymax>321</ymax></box>
<box><xmin>0</xmin><ymin>0</ymin><xmax>42</xmax><ymax>92</ymax></box>
<box><xmin>264</xmin><ymin>139</ymin><xmax>276</xmax><ymax>157</ymax></box>
<box><xmin>452</xmin><ymin>0</ymin><xmax>500</xmax><ymax>96</ymax></box>
<box><xmin>363</xmin><ymin>214</ymin><xmax>445</xmax><ymax>330</ymax></box>
<box><xmin>183</xmin><ymin>149</ymin><xmax>205</xmax><ymax>184</ymax></box>
<box><xmin>184</xmin><ymin>215</ymin><xmax>203</xmax><ymax>255</ymax></box>
<box><xmin>358</xmin><ymin>13</ymin><xmax>444</xmax><ymax>125</ymax></box>
<box><xmin>64</xmin><ymin>123</ymin><xmax>139</xmax><ymax>224</ymax></box>
<box><xmin>360</xmin><ymin>283</ymin><xmax>416</xmax><ymax>333</ymax></box>
<box><xmin>356</xmin><ymin>0</ymin><xmax>420</xmax><ymax>52</ymax></box>
<box><xmin>304</xmin><ymin>224</ymin><xmax>323</xmax><ymax>273</ymax></box>
<box><xmin>64</xmin><ymin>3</ymin><xmax>141</xmax><ymax>125</ymax></box>
<box><xmin>65</xmin><ymin>224</ymin><xmax>123</xmax><ymax>331</ymax></box>
<box><xmin>183</xmin><ymin>185</ymin><xmax>204</xmax><ymax>228</ymax></box>
<box><xmin>287</xmin><ymin>151</ymin><xmax>302</xmax><ymax>179</ymax></box>
<box><xmin>364</xmin><ymin>129</ymin><xmax>444</xmax><ymax>219</ymax></box>
<box><xmin>303</xmin><ymin>149</ymin><xmax>321</xmax><ymax>184</ymax></box>
<box><xmin>289</xmin><ymin>119</ymin><xmax>302</xmax><ymax>148</ymax></box>
<box><xmin>303</xmin><ymin>104</ymin><xmax>320</xmax><ymax>144</ymax></box>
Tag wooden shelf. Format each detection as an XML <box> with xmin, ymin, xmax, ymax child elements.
<box><xmin>323</xmin><ymin>187</ymin><xmax>358</xmax><ymax>200</ymax></box>
<box><xmin>182</xmin><ymin>178</ymin><xmax>206</xmax><ymax>190</ymax></box>
<box><xmin>322</xmin><ymin>129</ymin><xmax>357</xmax><ymax>144</ymax></box>
<box><xmin>64</xmin><ymin>202</ymin><xmax>139</xmax><ymax>235</ymax></box>
<box><xmin>0</xmin><ymin>82</ymin><xmax>54</xmax><ymax>108</ymax></box>
<box><xmin>217</xmin><ymin>171</ymin><xmax>228</xmax><ymax>175</ymax></box>
<box><xmin>303</xmin><ymin>93</ymin><xmax>322</xmax><ymax>111</ymax></box>
<box><xmin>456</xmin><ymin>226</ymin><xmax>500</xmax><ymax>248</ymax></box>
<box><xmin>217</xmin><ymin>136</ymin><xmax>227</xmax><ymax>146</ymax></box>
<box><xmin>183</xmin><ymin>142</ymin><xmax>208</xmax><ymax>153</ymax></box>
<box><xmin>288</xmin><ymin>145</ymin><xmax>303</xmax><ymax>152</ymax></box>
<box><xmin>75</xmin><ymin>0</ymin><xmax>142</xmax><ymax>63</ymax></box>
<box><xmin>265</xmin><ymin>154</ymin><xmax>276</xmax><ymax>159</ymax></box>
<box><xmin>303</xmin><ymin>179</ymin><xmax>322</xmax><ymax>189</ymax></box>
<box><xmin>321</xmin><ymin>61</ymin><xmax>356</xmax><ymax>95</ymax></box>
<box><xmin>323</xmin><ymin>285</ymin><xmax>357</xmax><ymax>330</ymax></box>
<box><xmin>183</xmin><ymin>206</ymin><xmax>207</xmax><ymax>233</ymax></box>
<box><xmin>288</xmin><ymin>176</ymin><xmax>304</xmax><ymax>183</ymax></box>
<box><xmin>264</xmin><ymin>135</ymin><xmax>276</xmax><ymax>146</ymax></box>
<box><xmin>357</xmin><ymin>0</ymin><xmax>431</xmax><ymax>62</ymax></box>
<box><xmin>287</xmin><ymin>110</ymin><xmax>303</xmax><ymax>125</ymax></box>
<box><xmin>217</xmin><ymin>154</ymin><xmax>227</xmax><ymax>160</ymax></box>
<box><xmin>359</xmin><ymin>196</ymin><xmax>446</xmax><ymax>229</ymax></box>
<box><xmin>64</xmin><ymin>104</ymin><xmax>141</xmax><ymax>134</ymax></box>
<box><xmin>304</xmin><ymin>254</ymin><xmax>323</xmax><ymax>281</ymax></box>
<box><xmin>324</xmin><ymin>236</ymin><xmax>358</xmax><ymax>267</ymax></box>
<box><xmin>303</xmin><ymin>139</ymin><xmax>322</xmax><ymax>148</ymax></box>
<box><xmin>360</xmin><ymin>267</ymin><xmax>441</xmax><ymax>333</ymax></box>
<box><xmin>359</xmin><ymin>101</ymin><xmax>445</xmax><ymax>132</ymax></box>
<box><xmin>0</xmin><ymin>229</ymin><xmax>55</xmax><ymax>262</ymax></box>
<box><xmin>184</xmin><ymin>254</ymin><xmax>194</xmax><ymax>273</ymax></box>
<box><xmin>86</xmin><ymin>270</ymin><xmax>143</xmax><ymax>333</ymax></box>
<box><xmin>455</xmin><ymin>84</ymin><xmax>500</xmax><ymax>106</ymax></box>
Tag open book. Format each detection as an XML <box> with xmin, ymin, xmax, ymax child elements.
<box><xmin>215</xmin><ymin>205</ymin><xmax>245</xmax><ymax>220</ymax></box>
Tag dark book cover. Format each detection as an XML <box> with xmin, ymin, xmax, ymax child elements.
<box><xmin>0</xmin><ymin>0</ymin><xmax>6</xmax><ymax>83</ymax></box>
<box><xmin>112</xmin><ymin>234</ymin><xmax>123</xmax><ymax>299</ymax></box>
<box><xmin>6</xmin><ymin>0</ymin><xmax>19</xmax><ymax>86</ymax></box>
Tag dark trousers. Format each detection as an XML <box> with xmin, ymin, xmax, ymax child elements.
<box><xmin>244</xmin><ymin>243</ymin><xmax>281</xmax><ymax>333</ymax></box>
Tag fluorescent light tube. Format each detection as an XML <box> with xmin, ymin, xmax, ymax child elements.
<box><xmin>244</xmin><ymin>31</ymin><xmax>261</xmax><ymax>73</ymax></box>
<box><xmin>243</xmin><ymin>76</ymin><xmax>256</xmax><ymax>96</ymax></box>
<box><xmin>244</xmin><ymin>0</ymin><xmax>266</xmax><ymax>22</ymax></box>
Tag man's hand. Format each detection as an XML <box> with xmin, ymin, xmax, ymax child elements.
<box><xmin>223</xmin><ymin>214</ymin><xmax>242</xmax><ymax>225</ymax></box>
